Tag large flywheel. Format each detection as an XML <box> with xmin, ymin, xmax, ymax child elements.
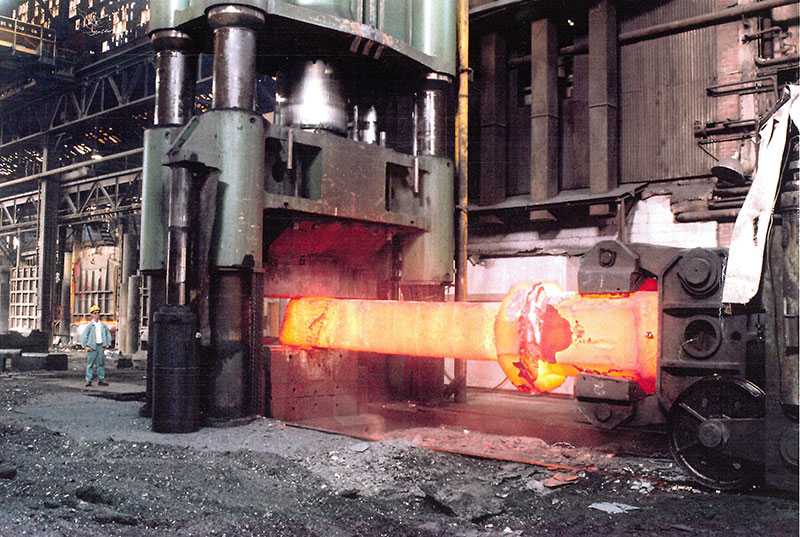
<box><xmin>668</xmin><ymin>376</ymin><xmax>765</xmax><ymax>490</ymax></box>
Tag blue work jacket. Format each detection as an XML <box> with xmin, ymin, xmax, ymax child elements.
<box><xmin>81</xmin><ymin>321</ymin><xmax>112</xmax><ymax>350</ymax></box>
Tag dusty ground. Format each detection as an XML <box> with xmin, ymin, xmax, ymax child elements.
<box><xmin>0</xmin><ymin>365</ymin><xmax>797</xmax><ymax>536</ymax></box>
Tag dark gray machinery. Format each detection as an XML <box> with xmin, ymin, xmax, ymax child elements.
<box><xmin>573</xmin><ymin>103</ymin><xmax>798</xmax><ymax>490</ymax></box>
<box><xmin>141</xmin><ymin>2</ymin><xmax>457</xmax><ymax>429</ymax></box>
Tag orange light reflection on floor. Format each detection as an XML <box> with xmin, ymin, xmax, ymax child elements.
<box><xmin>279</xmin><ymin>282</ymin><xmax>659</xmax><ymax>395</ymax></box>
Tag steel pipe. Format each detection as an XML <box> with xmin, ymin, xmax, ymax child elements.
<box><xmin>454</xmin><ymin>0</ymin><xmax>469</xmax><ymax>403</ymax></box>
<box><xmin>675</xmin><ymin>208</ymin><xmax>740</xmax><ymax>222</ymax></box>
<box><xmin>511</xmin><ymin>0</ymin><xmax>799</xmax><ymax>60</ymax></box>
<box><xmin>0</xmin><ymin>148</ymin><xmax>142</xmax><ymax>188</ymax></box>
<box><xmin>755</xmin><ymin>54</ymin><xmax>799</xmax><ymax>67</ymax></box>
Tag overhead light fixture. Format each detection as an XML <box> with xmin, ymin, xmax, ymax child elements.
<box><xmin>711</xmin><ymin>153</ymin><xmax>745</xmax><ymax>186</ymax></box>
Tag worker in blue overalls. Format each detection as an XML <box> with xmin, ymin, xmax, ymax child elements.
<box><xmin>81</xmin><ymin>305</ymin><xmax>112</xmax><ymax>387</ymax></box>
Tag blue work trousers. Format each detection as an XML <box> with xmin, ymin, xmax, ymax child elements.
<box><xmin>86</xmin><ymin>347</ymin><xmax>105</xmax><ymax>382</ymax></box>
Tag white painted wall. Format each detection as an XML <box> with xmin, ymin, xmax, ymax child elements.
<box><xmin>628</xmin><ymin>196</ymin><xmax>718</xmax><ymax>247</ymax></box>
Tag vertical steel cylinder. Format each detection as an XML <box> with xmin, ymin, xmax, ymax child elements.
<box><xmin>361</xmin><ymin>106</ymin><xmax>378</xmax><ymax>144</ymax></box>
<box><xmin>119</xmin><ymin>233</ymin><xmax>138</xmax><ymax>353</ymax></box>
<box><xmin>0</xmin><ymin>268</ymin><xmax>9</xmax><ymax>333</ymax></box>
<box><xmin>207</xmin><ymin>5</ymin><xmax>265</xmax><ymax>110</ymax></box>
<box><xmin>140</xmin><ymin>274</ymin><xmax>165</xmax><ymax>417</ymax></box>
<box><xmin>151</xmin><ymin>30</ymin><xmax>196</xmax><ymax>126</ymax></box>
<box><xmin>205</xmin><ymin>270</ymin><xmax>250</xmax><ymax>422</ymax></box>
<box><xmin>416</xmin><ymin>73</ymin><xmax>451</xmax><ymax>157</ymax></box>
<box><xmin>59</xmin><ymin>251</ymin><xmax>72</xmax><ymax>338</ymax></box>
<box><xmin>125</xmin><ymin>275</ymin><xmax>141</xmax><ymax>355</ymax></box>
<box><xmin>166</xmin><ymin>167</ymin><xmax>193</xmax><ymax>305</ymax></box>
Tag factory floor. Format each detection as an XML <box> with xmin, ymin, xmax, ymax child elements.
<box><xmin>0</xmin><ymin>354</ymin><xmax>797</xmax><ymax>536</ymax></box>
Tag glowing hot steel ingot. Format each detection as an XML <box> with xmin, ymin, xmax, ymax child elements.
<box><xmin>495</xmin><ymin>282</ymin><xmax>658</xmax><ymax>393</ymax></box>
<box><xmin>280</xmin><ymin>297</ymin><xmax>500</xmax><ymax>361</ymax></box>
<box><xmin>279</xmin><ymin>282</ymin><xmax>659</xmax><ymax>395</ymax></box>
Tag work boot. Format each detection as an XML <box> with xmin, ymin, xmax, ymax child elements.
<box><xmin>98</xmin><ymin>380</ymin><xmax>108</xmax><ymax>386</ymax></box>
<box><xmin>85</xmin><ymin>381</ymin><xmax>92</xmax><ymax>387</ymax></box>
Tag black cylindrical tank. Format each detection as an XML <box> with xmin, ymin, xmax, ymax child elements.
<box><xmin>152</xmin><ymin>305</ymin><xmax>199</xmax><ymax>433</ymax></box>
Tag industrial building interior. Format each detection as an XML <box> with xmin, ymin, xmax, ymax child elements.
<box><xmin>0</xmin><ymin>0</ymin><xmax>799</xmax><ymax>530</ymax></box>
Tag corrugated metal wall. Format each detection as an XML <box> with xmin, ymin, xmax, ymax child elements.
<box><xmin>619</xmin><ymin>0</ymin><xmax>717</xmax><ymax>183</ymax></box>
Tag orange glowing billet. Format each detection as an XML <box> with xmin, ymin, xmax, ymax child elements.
<box><xmin>494</xmin><ymin>282</ymin><xmax>658</xmax><ymax>394</ymax></box>
<box><xmin>280</xmin><ymin>297</ymin><xmax>500</xmax><ymax>361</ymax></box>
<box><xmin>279</xmin><ymin>282</ymin><xmax>659</xmax><ymax>395</ymax></box>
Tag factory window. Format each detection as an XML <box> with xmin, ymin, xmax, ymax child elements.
<box><xmin>102</xmin><ymin>40</ymin><xmax>108</xmax><ymax>52</ymax></box>
<box><xmin>18</xmin><ymin>1</ymin><xmax>27</xmax><ymax>19</ymax></box>
<box><xmin>139</xmin><ymin>8</ymin><xmax>149</xmax><ymax>26</ymax></box>
<box><xmin>113</xmin><ymin>10</ymin><xmax>124</xmax><ymax>38</ymax></box>
<box><xmin>68</xmin><ymin>0</ymin><xmax>78</xmax><ymax>18</ymax></box>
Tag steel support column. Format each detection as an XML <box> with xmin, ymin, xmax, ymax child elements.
<box><xmin>36</xmin><ymin>174</ymin><xmax>58</xmax><ymax>340</ymax></box>
<box><xmin>59</xmin><ymin>251</ymin><xmax>72</xmax><ymax>338</ymax></box>
<box><xmin>0</xmin><ymin>268</ymin><xmax>10</xmax><ymax>333</ymax></box>
<box><xmin>588</xmin><ymin>0</ymin><xmax>619</xmax><ymax>194</ymax></box>
<box><xmin>119</xmin><ymin>232</ymin><xmax>138</xmax><ymax>354</ymax></box>
<box><xmin>126</xmin><ymin>274</ymin><xmax>141</xmax><ymax>356</ymax></box>
<box><xmin>530</xmin><ymin>18</ymin><xmax>559</xmax><ymax>201</ymax></box>
<box><xmin>479</xmin><ymin>32</ymin><xmax>507</xmax><ymax>206</ymax></box>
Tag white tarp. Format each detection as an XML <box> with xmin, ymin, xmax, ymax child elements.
<box><xmin>722</xmin><ymin>85</ymin><xmax>800</xmax><ymax>304</ymax></box>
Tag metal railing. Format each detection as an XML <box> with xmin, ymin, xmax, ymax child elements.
<box><xmin>0</xmin><ymin>15</ymin><xmax>56</xmax><ymax>64</ymax></box>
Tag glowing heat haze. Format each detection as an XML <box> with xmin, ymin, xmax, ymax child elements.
<box><xmin>279</xmin><ymin>282</ymin><xmax>659</xmax><ymax>394</ymax></box>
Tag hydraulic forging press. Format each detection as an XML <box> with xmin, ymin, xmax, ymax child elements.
<box><xmin>141</xmin><ymin>2</ymin><xmax>457</xmax><ymax>431</ymax></box>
